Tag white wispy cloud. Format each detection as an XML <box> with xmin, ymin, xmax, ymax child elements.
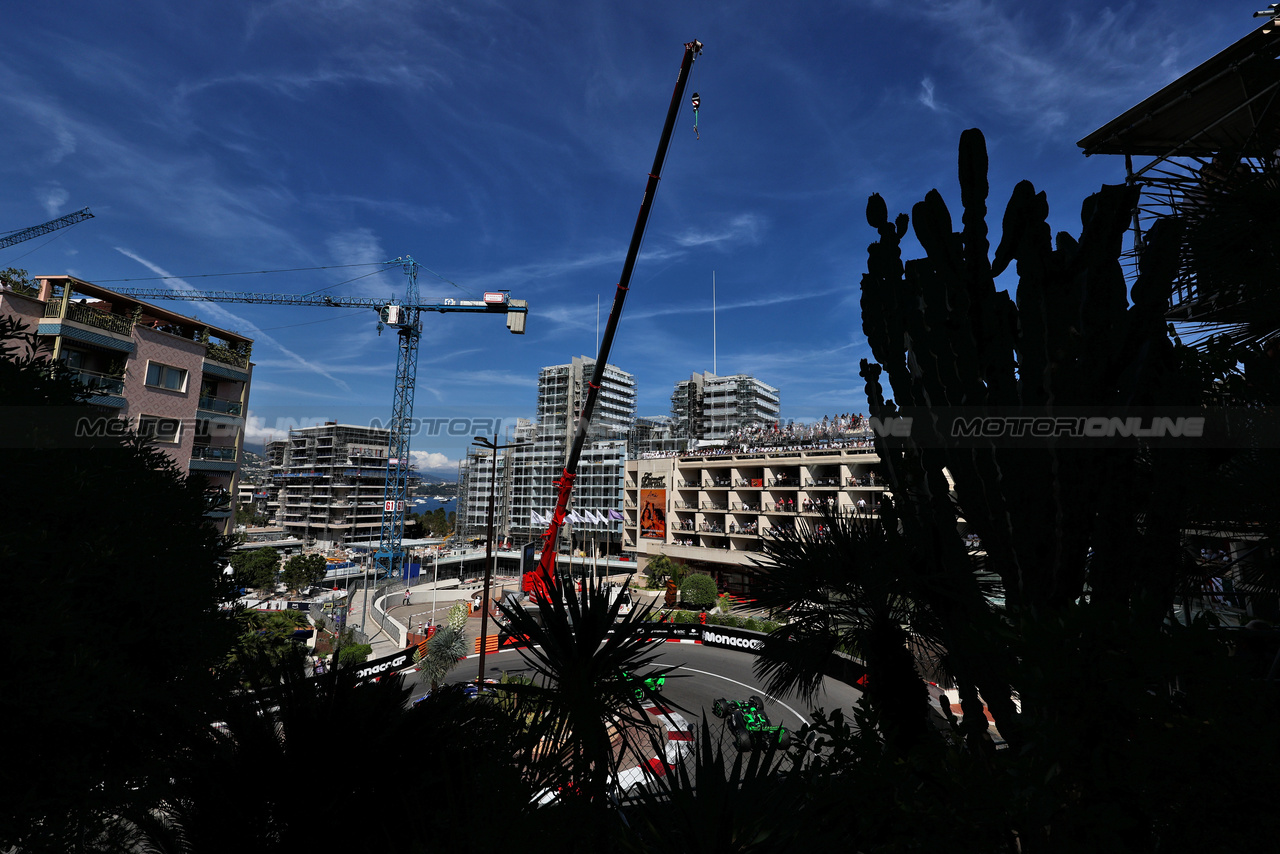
<box><xmin>671</xmin><ymin>213</ymin><xmax>766</xmax><ymax>248</ymax></box>
<box><xmin>870</xmin><ymin>0</ymin><xmax>1206</xmax><ymax>139</ymax></box>
<box><xmin>40</xmin><ymin>185</ymin><xmax>69</xmax><ymax>217</ymax></box>
<box><xmin>626</xmin><ymin>287</ymin><xmax>843</xmax><ymax>322</ymax></box>
<box><xmin>324</xmin><ymin>229</ymin><xmax>402</xmax><ymax>297</ymax></box>
<box><xmin>8</xmin><ymin>95</ymin><xmax>78</xmax><ymax>165</ymax></box>
<box><xmin>445</xmin><ymin>369</ymin><xmax>540</xmax><ymax>387</ymax></box>
<box><xmin>310</xmin><ymin>194</ymin><xmax>455</xmax><ymax>227</ymax></box>
<box><xmin>250</xmin><ymin>358</ymin><xmax>397</xmax><ymax>375</ymax></box>
<box><xmin>919</xmin><ymin>77</ymin><xmax>938</xmax><ymax>111</ymax></box>
<box><xmin>180</xmin><ymin>69</ymin><xmax>417</xmax><ymax>101</ymax></box>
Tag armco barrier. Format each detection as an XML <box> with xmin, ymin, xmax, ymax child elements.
<box><xmin>687</xmin><ymin>624</ymin><xmax>869</xmax><ymax>689</ymax></box>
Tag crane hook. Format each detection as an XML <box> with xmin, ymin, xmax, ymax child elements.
<box><xmin>691</xmin><ymin>92</ymin><xmax>700</xmax><ymax>140</ymax></box>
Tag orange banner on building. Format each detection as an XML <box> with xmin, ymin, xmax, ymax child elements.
<box><xmin>640</xmin><ymin>488</ymin><xmax>667</xmax><ymax>539</ymax></box>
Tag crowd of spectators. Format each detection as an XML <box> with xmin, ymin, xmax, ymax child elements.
<box><xmin>637</xmin><ymin>413</ymin><xmax>876</xmax><ymax>459</ymax></box>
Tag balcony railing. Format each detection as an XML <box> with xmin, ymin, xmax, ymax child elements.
<box><xmin>46</xmin><ymin>300</ymin><xmax>136</xmax><ymax>335</ymax></box>
<box><xmin>72</xmin><ymin>368</ymin><xmax>125</xmax><ymax>395</ymax></box>
<box><xmin>198</xmin><ymin>394</ymin><xmax>244</xmax><ymax>416</ymax></box>
<box><xmin>191</xmin><ymin>445</ymin><xmax>237</xmax><ymax>461</ymax></box>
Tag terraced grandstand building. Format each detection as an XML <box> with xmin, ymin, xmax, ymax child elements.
<box><xmin>625</xmin><ymin>435</ymin><xmax>885</xmax><ymax>593</ymax></box>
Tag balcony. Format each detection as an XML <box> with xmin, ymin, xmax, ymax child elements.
<box><xmin>198</xmin><ymin>394</ymin><xmax>243</xmax><ymax>416</ymax></box>
<box><xmin>191</xmin><ymin>445</ymin><xmax>237</xmax><ymax>461</ymax></box>
<box><xmin>45</xmin><ymin>300</ymin><xmax>136</xmax><ymax>335</ymax></box>
<box><xmin>72</xmin><ymin>368</ymin><xmax>125</xmax><ymax>396</ymax></box>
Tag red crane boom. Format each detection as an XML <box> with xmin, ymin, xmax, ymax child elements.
<box><xmin>523</xmin><ymin>39</ymin><xmax>703</xmax><ymax>600</ymax></box>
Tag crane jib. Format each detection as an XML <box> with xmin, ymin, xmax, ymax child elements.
<box><xmin>107</xmin><ymin>256</ymin><xmax>527</xmax><ymax>584</ymax></box>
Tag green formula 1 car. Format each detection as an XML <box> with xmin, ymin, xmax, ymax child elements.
<box><xmin>712</xmin><ymin>696</ymin><xmax>791</xmax><ymax>751</ymax></box>
<box><xmin>623</xmin><ymin>670</ymin><xmax>665</xmax><ymax>702</ymax></box>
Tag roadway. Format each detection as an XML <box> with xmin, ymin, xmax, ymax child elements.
<box><xmin>408</xmin><ymin>639</ymin><xmax>863</xmax><ymax>737</ymax></box>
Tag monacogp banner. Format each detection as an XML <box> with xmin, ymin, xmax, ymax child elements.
<box><xmin>350</xmin><ymin>648</ymin><xmax>414</xmax><ymax>685</ymax></box>
<box><xmin>696</xmin><ymin>624</ymin><xmax>766</xmax><ymax>651</ymax></box>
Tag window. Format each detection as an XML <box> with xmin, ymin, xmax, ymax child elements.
<box><xmin>138</xmin><ymin>415</ymin><xmax>181</xmax><ymax>444</ymax></box>
<box><xmin>145</xmin><ymin>362</ymin><xmax>187</xmax><ymax>392</ymax></box>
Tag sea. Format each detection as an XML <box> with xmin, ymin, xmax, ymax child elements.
<box><xmin>409</xmin><ymin>497</ymin><xmax>457</xmax><ymax>515</ymax></box>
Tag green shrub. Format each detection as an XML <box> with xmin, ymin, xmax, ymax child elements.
<box><xmin>337</xmin><ymin>643</ymin><xmax>373</xmax><ymax>668</ymax></box>
<box><xmin>679</xmin><ymin>573</ymin><xmax>718</xmax><ymax>609</ymax></box>
<box><xmin>644</xmin><ymin>554</ymin><xmax>683</xmax><ymax>589</ymax></box>
<box><xmin>743</xmin><ymin>618</ymin><xmax>762</xmax><ymax>633</ymax></box>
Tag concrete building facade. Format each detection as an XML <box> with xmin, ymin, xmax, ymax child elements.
<box><xmin>0</xmin><ymin>275</ymin><xmax>253</xmax><ymax>535</ymax></box>
<box><xmin>265</xmin><ymin>422</ymin><xmax>392</xmax><ymax>550</ymax></box>
<box><xmin>456</xmin><ymin>444</ymin><xmax>509</xmax><ymax>543</ymax></box>
<box><xmin>457</xmin><ymin>357</ymin><xmax>636</xmax><ymax>553</ymax></box>
<box><xmin>670</xmin><ymin>371</ymin><xmax>781</xmax><ymax>443</ymax></box>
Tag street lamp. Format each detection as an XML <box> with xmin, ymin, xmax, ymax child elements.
<box><xmin>471</xmin><ymin>434</ymin><xmax>526</xmax><ymax>683</ymax></box>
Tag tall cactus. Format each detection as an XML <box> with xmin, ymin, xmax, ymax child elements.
<box><xmin>859</xmin><ymin>129</ymin><xmax>1188</xmax><ymax>744</ymax></box>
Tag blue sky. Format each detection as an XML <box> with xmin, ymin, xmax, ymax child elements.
<box><xmin>0</xmin><ymin>1</ymin><xmax>1259</xmax><ymax>477</ymax></box>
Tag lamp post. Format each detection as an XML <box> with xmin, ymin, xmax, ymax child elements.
<box><xmin>430</xmin><ymin>548</ymin><xmax>439</xmax><ymax>632</ymax></box>
<box><xmin>472</xmin><ymin>434</ymin><xmax>525</xmax><ymax>683</ymax></box>
<box><xmin>360</xmin><ymin>550</ymin><xmax>370</xmax><ymax>636</ymax></box>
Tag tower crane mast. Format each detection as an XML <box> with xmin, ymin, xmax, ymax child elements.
<box><xmin>114</xmin><ymin>257</ymin><xmax>528</xmax><ymax>581</ymax></box>
<box><xmin>0</xmin><ymin>207</ymin><xmax>95</xmax><ymax>251</ymax></box>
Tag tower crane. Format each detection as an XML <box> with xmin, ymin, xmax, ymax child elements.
<box><xmin>113</xmin><ymin>256</ymin><xmax>528</xmax><ymax>581</ymax></box>
<box><xmin>1</xmin><ymin>207</ymin><xmax>95</xmax><ymax>251</ymax></box>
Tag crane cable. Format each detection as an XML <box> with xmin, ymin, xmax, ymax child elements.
<box><xmin>99</xmin><ymin>260</ymin><xmax>481</xmax><ymax>299</ymax></box>
<box><xmin>96</xmin><ymin>262</ymin><xmax>385</xmax><ymax>282</ymax></box>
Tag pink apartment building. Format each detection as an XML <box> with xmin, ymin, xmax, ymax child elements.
<box><xmin>0</xmin><ymin>274</ymin><xmax>253</xmax><ymax>535</ymax></box>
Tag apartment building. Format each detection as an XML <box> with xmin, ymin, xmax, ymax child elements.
<box><xmin>265</xmin><ymin>422</ymin><xmax>392</xmax><ymax>550</ymax></box>
<box><xmin>628</xmin><ymin>415</ymin><xmax>684</xmax><ymax>457</ymax></box>
<box><xmin>456</xmin><ymin>444</ymin><xmax>508</xmax><ymax>542</ymax></box>
<box><xmin>512</xmin><ymin>357</ymin><xmax>634</xmax><ymax>552</ymax></box>
<box><xmin>455</xmin><ymin>358</ymin><xmax>636</xmax><ymax>553</ymax></box>
<box><xmin>670</xmin><ymin>371</ymin><xmax>781</xmax><ymax>443</ymax></box>
<box><xmin>0</xmin><ymin>275</ymin><xmax>253</xmax><ymax>535</ymax></box>
<box><xmin>625</xmin><ymin>438</ymin><xmax>883</xmax><ymax>592</ymax></box>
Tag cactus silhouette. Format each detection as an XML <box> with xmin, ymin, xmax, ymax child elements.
<box><xmin>859</xmin><ymin>129</ymin><xmax>1188</xmax><ymax>745</ymax></box>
